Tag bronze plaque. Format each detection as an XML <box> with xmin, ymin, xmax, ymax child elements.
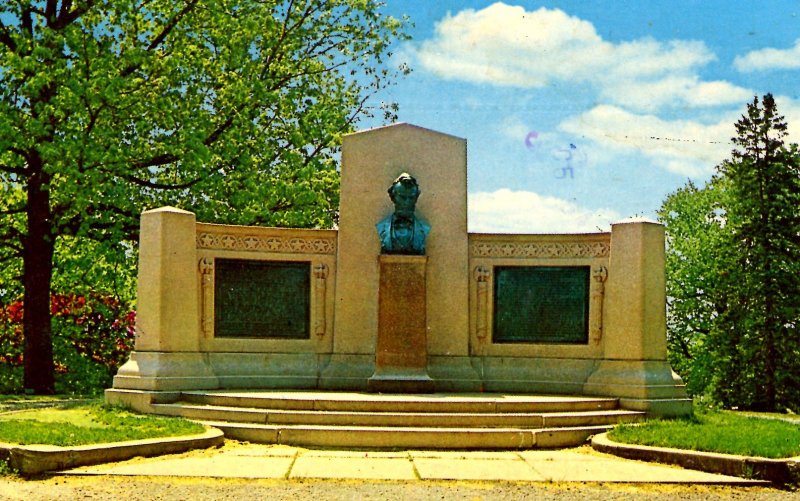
<box><xmin>493</xmin><ymin>266</ymin><xmax>589</xmax><ymax>344</ymax></box>
<box><xmin>214</xmin><ymin>259</ymin><xmax>310</xmax><ymax>339</ymax></box>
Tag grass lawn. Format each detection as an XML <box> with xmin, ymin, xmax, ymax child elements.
<box><xmin>0</xmin><ymin>403</ymin><xmax>205</xmax><ymax>446</ymax></box>
<box><xmin>609</xmin><ymin>408</ymin><xmax>800</xmax><ymax>459</ymax></box>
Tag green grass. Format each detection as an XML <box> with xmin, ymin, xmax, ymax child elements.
<box><xmin>609</xmin><ymin>408</ymin><xmax>800</xmax><ymax>459</ymax></box>
<box><xmin>0</xmin><ymin>404</ymin><xmax>205</xmax><ymax>446</ymax></box>
<box><xmin>0</xmin><ymin>395</ymin><xmax>97</xmax><ymax>413</ymax></box>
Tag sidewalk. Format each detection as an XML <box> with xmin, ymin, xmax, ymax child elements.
<box><xmin>60</xmin><ymin>442</ymin><xmax>766</xmax><ymax>484</ymax></box>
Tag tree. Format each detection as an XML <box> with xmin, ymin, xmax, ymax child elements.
<box><xmin>657</xmin><ymin>179</ymin><xmax>730</xmax><ymax>398</ymax></box>
<box><xmin>0</xmin><ymin>0</ymin><xmax>409</xmax><ymax>393</ymax></box>
<box><xmin>716</xmin><ymin>94</ymin><xmax>800</xmax><ymax>411</ymax></box>
<box><xmin>660</xmin><ymin>95</ymin><xmax>800</xmax><ymax>411</ymax></box>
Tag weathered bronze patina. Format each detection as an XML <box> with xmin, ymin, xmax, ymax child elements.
<box><xmin>214</xmin><ymin>259</ymin><xmax>310</xmax><ymax>338</ymax></box>
<box><xmin>376</xmin><ymin>173</ymin><xmax>430</xmax><ymax>255</ymax></box>
<box><xmin>493</xmin><ymin>266</ymin><xmax>590</xmax><ymax>344</ymax></box>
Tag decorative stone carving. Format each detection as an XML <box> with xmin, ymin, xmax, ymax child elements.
<box><xmin>197</xmin><ymin>230</ymin><xmax>336</xmax><ymax>255</ymax></box>
<box><xmin>473</xmin><ymin>266</ymin><xmax>491</xmax><ymax>341</ymax></box>
<box><xmin>199</xmin><ymin>257</ymin><xmax>214</xmax><ymax>337</ymax></box>
<box><xmin>313</xmin><ymin>264</ymin><xmax>329</xmax><ymax>338</ymax></box>
<box><xmin>590</xmin><ymin>265</ymin><xmax>609</xmax><ymax>345</ymax></box>
<box><xmin>470</xmin><ymin>241</ymin><xmax>610</xmax><ymax>259</ymax></box>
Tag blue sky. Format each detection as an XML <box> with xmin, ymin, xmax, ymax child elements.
<box><xmin>360</xmin><ymin>1</ymin><xmax>800</xmax><ymax>233</ymax></box>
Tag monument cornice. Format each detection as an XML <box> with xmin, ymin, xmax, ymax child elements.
<box><xmin>196</xmin><ymin>223</ymin><xmax>337</xmax><ymax>255</ymax></box>
<box><xmin>468</xmin><ymin>234</ymin><xmax>610</xmax><ymax>259</ymax></box>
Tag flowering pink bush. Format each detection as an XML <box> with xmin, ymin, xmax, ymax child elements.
<box><xmin>0</xmin><ymin>294</ymin><xmax>135</xmax><ymax>394</ymax></box>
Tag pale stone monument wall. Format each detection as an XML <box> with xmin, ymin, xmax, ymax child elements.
<box><xmin>467</xmin><ymin>233</ymin><xmax>609</xmax><ymax>394</ymax></box>
<box><xmin>113</xmin><ymin>212</ymin><xmax>338</xmax><ymax>391</ymax></box>
<box><xmin>324</xmin><ymin>123</ymin><xmax>476</xmax><ymax>389</ymax></box>
<box><xmin>108</xmin><ymin>123</ymin><xmax>690</xmax><ymax>416</ymax></box>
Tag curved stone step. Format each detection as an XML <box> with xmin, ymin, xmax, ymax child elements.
<box><xmin>199</xmin><ymin>421</ymin><xmax>614</xmax><ymax>450</ymax></box>
<box><xmin>180</xmin><ymin>391</ymin><xmax>621</xmax><ymax>413</ymax></box>
<box><xmin>153</xmin><ymin>402</ymin><xmax>642</xmax><ymax>429</ymax></box>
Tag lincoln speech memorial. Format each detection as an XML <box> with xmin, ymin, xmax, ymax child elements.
<box><xmin>106</xmin><ymin>123</ymin><xmax>691</xmax><ymax>425</ymax></box>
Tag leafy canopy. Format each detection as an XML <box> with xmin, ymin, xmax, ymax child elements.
<box><xmin>0</xmin><ymin>0</ymin><xmax>409</xmax><ymax>393</ymax></box>
<box><xmin>659</xmin><ymin>95</ymin><xmax>800</xmax><ymax>411</ymax></box>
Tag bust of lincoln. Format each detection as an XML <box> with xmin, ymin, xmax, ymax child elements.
<box><xmin>376</xmin><ymin>173</ymin><xmax>430</xmax><ymax>255</ymax></box>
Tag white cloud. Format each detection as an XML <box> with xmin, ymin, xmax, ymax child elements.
<box><xmin>468</xmin><ymin>189</ymin><xmax>619</xmax><ymax>233</ymax></box>
<box><xmin>414</xmin><ymin>3</ymin><xmax>748</xmax><ymax>112</ymax></box>
<box><xmin>497</xmin><ymin>116</ymin><xmax>530</xmax><ymax>141</ymax></box>
<box><xmin>734</xmin><ymin>40</ymin><xmax>800</xmax><ymax>72</ymax></box>
<box><xmin>775</xmin><ymin>95</ymin><xmax>800</xmax><ymax>144</ymax></box>
<box><xmin>600</xmin><ymin>76</ymin><xmax>751</xmax><ymax>113</ymax></box>
<box><xmin>559</xmin><ymin>105</ymin><xmax>735</xmax><ymax>177</ymax></box>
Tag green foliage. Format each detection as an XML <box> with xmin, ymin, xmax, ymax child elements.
<box><xmin>0</xmin><ymin>1</ymin><xmax>409</xmax><ymax>392</ymax></box>
<box><xmin>0</xmin><ymin>404</ymin><xmax>205</xmax><ymax>446</ymax></box>
<box><xmin>713</xmin><ymin>95</ymin><xmax>800</xmax><ymax>411</ymax></box>
<box><xmin>609</xmin><ymin>407</ymin><xmax>800</xmax><ymax>459</ymax></box>
<box><xmin>0</xmin><ymin>293</ymin><xmax>135</xmax><ymax>394</ymax></box>
<box><xmin>0</xmin><ymin>458</ymin><xmax>17</xmax><ymax>477</ymax></box>
<box><xmin>660</xmin><ymin>95</ymin><xmax>800</xmax><ymax>411</ymax></box>
<box><xmin>658</xmin><ymin>179</ymin><xmax>730</xmax><ymax>397</ymax></box>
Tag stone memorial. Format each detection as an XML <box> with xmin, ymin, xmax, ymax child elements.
<box><xmin>107</xmin><ymin>123</ymin><xmax>691</xmax><ymax>417</ymax></box>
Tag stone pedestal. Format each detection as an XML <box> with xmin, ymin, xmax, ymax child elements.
<box><xmin>368</xmin><ymin>255</ymin><xmax>434</xmax><ymax>393</ymax></box>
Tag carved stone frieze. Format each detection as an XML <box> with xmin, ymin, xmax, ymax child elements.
<box><xmin>470</xmin><ymin>240</ymin><xmax>609</xmax><ymax>259</ymax></box>
<box><xmin>197</xmin><ymin>230</ymin><xmax>336</xmax><ymax>255</ymax></box>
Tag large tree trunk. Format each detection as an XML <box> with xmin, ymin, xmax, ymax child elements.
<box><xmin>22</xmin><ymin>152</ymin><xmax>55</xmax><ymax>394</ymax></box>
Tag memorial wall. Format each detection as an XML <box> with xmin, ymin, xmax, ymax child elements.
<box><xmin>108</xmin><ymin>123</ymin><xmax>690</xmax><ymax>416</ymax></box>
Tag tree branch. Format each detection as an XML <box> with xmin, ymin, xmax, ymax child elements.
<box><xmin>118</xmin><ymin>172</ymin><xmax>203</xmax><ymax>190</ymax></box>
<box><xmin>147</xmin><ymin>0</ymin><xmax>199</xmax><ymax>51</ymax></box>
<box><xmin>0</xmin><ymin>20</ymin><xmax>17</xmax><ymax>52</ymax></box>
<box><xmin>0</xmin><ymin>227</ymin><xmax>24</xmax><ymax>253</ymax></box>
<box><xmin>203</xmin><ymin>116</ymin><xmax>234</xmax><ymax>146</ymax></box>
<box><xmin>0</xmin><ymin>206</ymin><xmax>25</xmax><ymax>216</ymax></box>
<box><xmin>51</xmin><ymin>0</ymin><xmax>94</xmax><ymax>30</ymax></box>
<box><xmin>119</xmin><ymin>0</ymin><xmax>199</xmax><ymax>78</ymax></box>
<box><xmin>0</xmin><ymin>251</ymin><xmax>23</xmax><ymax>264</ymax></box>
<box><xmin>0</xmin><ymin>164</ymin><xmax>24</xmax><ymax>175</ymax></box>
<box><xmin>45</xmin><ymin>0</ymin><xmax>58</xmax><ymax>23</ymax></box>
<box><xmin>21</xmin><ymin>7</ymin><xmax>33</xmax><ymax>39</ymax></box>
<box><xmin>130</xmin><ymin>153</ymin><xmax>179</xmax><ymax>170</ymax></box>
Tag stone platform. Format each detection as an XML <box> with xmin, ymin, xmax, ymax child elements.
<box><xmin>106</xmin><ymin>389</ymin><xmax>644</xmax><ymax>449</ymax></box>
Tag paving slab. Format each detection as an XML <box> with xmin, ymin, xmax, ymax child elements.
<box><xmin>300</xmin><ymin>449</ymin><xmax>408</xmax><ymax>458</ymax></box>
<box><xmin>221</xmin><ymin>443</ymin><xmax>299</xmax><ymax>457</ymax></box>
<box><xmin>69</xmin><ymin>454</ymin><xmax>295</xmax><ymax>478</ymax></box>
<box><xmin>413</xmin><ymin>457</ymin><xmax>544</xmax><ymax>481</ymax></box>
<box><xmin>289</xmin><ymin>455</ymin><xmax>417</xmax><ymax>480</ymax></box>
<box><xmin>59</xmin><ymin>442</ymin><xmax>768</xmax><ymax>484</ymax></box>
<box><xmin>519</xmin><ymin>450</ymin><xmax>761</xmax><ymax>484</ymax></box>
<box><xmin>408</xmin><ymin>450</ymin><xmax>520</xmax><ymax>460</ymax></box>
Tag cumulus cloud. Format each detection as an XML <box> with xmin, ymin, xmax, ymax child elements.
<box><xmin>468</xmin><ymin>189</ymin><xmax>619</xmax><ymax>233</ymax></box>
<box><xmin>497</xmin><ymin>116</ymin><xmax>530</xmax><ymax>141</ymax></box>
<box><xmin>414</xmin><ymin>3</ymin><xmax>748</xmax><ymax>111</ymax></box>
<box><xmin>559</xmin><ymin>105</ymin><xmax>735</xmax><ymax>177</ymax></box>
<box><xmin>600</xmin><ymin>76</ymin><xmax>751</xmax><ymax>113</ymax></box>
<box><xmin>776</xmin><ymin>95</ymin><xmax>800</xmax><ymax>144</ymax></box>
<box><xmin>734</xmin><ymin>40</ymin><xmax>800</xmax><ymax>72</ymax></box>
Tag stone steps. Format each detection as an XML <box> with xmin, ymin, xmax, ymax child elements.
<box><xmin>200</xmin><ymin>421</ymin><xmax>615</xmax><ymax>449</ymax></box>
<box><xmin>150</xmin><ymin>391</ymin><xmax>644</xmax><ymax>449</ymax></box>
<box><xmin>153</xmin><ymin>403</ymin><xmax>642</xmax><ymax>429</ymax></box>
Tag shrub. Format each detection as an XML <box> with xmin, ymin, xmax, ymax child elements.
<box><xmin>0</xmin><ymin>294</ymin><xmax>135</xmax><ymax>394</ymax></box>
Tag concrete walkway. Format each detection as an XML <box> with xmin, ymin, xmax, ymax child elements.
<box><xmin>60</xmin><ymin>442</ymin><xmax>765</xmax><ymax>484</ymax></box>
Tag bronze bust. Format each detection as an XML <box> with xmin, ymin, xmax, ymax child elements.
<box><xmin>376</xmin><ymin>173</ymin><xmax>430</xmax><ymax>255</ymax></box>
